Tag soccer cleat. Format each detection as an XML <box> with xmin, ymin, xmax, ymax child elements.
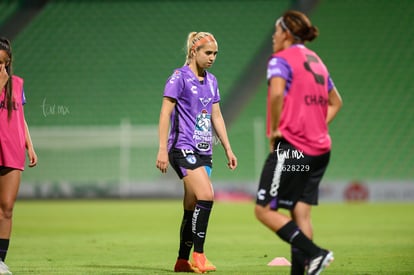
<box><xmin>0</xmin><ymin>260</ymin><xmax>12</xmax><ymax>275</ymax></box>
<box><xmin>191</xmin><ymin>252</ymin><xmax>216</xmax><ymax>272</ymax></box>
<box><xmin>174</xmin><ymin>258</ymin><xmax>202</xmax><ymax>273</ymax></box>
<box><xmin>306</xmin><ymin>249</ymin><xmax>334</xmax><ymax>275</ymax></box>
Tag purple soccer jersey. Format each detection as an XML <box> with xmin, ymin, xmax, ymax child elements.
<box><xmin>163</xmin><ymin>65</ymin><xmax>220</xmax><ymax>155</ymax></box>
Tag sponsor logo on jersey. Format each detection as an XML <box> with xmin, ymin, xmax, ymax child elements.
<box><xmin>269</xmin><ymin>57</ymin><xmax>278</xmax><ymax>66</ymax></box>
<box><xmin>257</xmin><ymin>189</ymin><xmax>266</xmax><ymax>200</ymax></box>
<box><xmin>196</xmin><ymin>142</ymin><xmax>210</xmax><ymax>151</ymax></box>
<box><xmin>195</xmin><ymin>109</ymin><xmax>211</xmax><ymax>132</ymax></box>
<box><xmin>267</xmin><ymin>67</ymin><xmax>282</xmax><ymax>79</ymax></box>
<box><xmin>304</xmin><ymin>94</ymin><xmax>328</xmax><ymax>106</ymax></box>
<box><xmin>169</xmin><ymin>70</ymin><xmax>181</xmax><ymax>84</ymax></box>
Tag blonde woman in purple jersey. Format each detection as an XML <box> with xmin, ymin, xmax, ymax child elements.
<box><xmin>156</xmin><ymin>32</ymin><xmax>237</xmax><ymax>273</ymax></box>
<box><xmin>0</xmin><ymin>37</ymin><xmax>38</xmax><ymax>275</ymax></box>
<box><xmin>254</xmin><ymin>10</ymin><xmax>342</xmax><ymax>275</ymax></box>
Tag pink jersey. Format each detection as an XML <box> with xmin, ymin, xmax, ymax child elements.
<box><xmin>0</xmin><ymin>76</ymin><xmax>26</xmax><ymax>170</ymax></box>
<box><xmin>267</xmin><ymin>45</ymin><xmax>332</xmax><ymax>156</ymax></box>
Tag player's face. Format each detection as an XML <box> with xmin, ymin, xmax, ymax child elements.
<box><xmin>272</xmin><ymin>24</ymin><xmax>285</xmax><ymax>53</ymax></box>
<box><xmin>195</xmin><ymin>42</ymin><xmax>218</xmax><ymax>69</ymax></box>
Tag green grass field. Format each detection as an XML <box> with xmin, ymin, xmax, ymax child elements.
<box><xmin>7</xmin><ymin>200</ymin><xmax>414</xmax><ymax>274</ymax></box>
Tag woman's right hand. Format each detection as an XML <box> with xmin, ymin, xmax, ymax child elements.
<box><xmin>269</xmin><ymin>129</ymin><xmax>283</xmax><ymax>152</ymax></box>
<box><xmin>0</xmin><ymin>64</ymin><xmax>9</xmax><ymax>88</ymax></box>
<box><xmin>156</xmin><ymin>149</ymin><xmax>169</xmax><ymax>173</ymax></box>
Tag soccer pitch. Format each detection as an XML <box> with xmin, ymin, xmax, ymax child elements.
<box><xmin>8</xmin><ymin>200</ymin><xmax>414</xmax><ymax>274</ymax></box>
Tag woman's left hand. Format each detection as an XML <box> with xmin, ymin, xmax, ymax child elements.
<box><xmin>27</xmin><ymin>148</ymin><xmax>38</xmax><ymax>167</ymax></box>
<box><xmin>225</xmin><ymin>149</ymin><xmax>237</xmax><ymax>170</ymax></box>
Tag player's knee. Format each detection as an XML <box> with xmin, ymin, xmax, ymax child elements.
<box><xmin>196</xmin><ymin>189</ymin><xmax>214</xmax><ymax>201</ymax></box>
<box><xmin>0</xmin><ymin>203</ymin><xmax>14</xmax><ymax>220</ymax></box>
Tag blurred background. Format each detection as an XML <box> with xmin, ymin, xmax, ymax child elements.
<box><xmin>1</xmin><ymin>0</ymin><xmax>413</xmax><ymax>201</ymax></box>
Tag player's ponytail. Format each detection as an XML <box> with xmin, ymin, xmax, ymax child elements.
<box><xmin>280</xmin><ymin>10</ymin><xmax>319</xmax><ymax>43</ymax></box>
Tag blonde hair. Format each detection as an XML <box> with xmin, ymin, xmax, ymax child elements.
<box><xmin>184</xmin><ymin>32</ymin><xmax>216</xmax><ymax>65</ymax></box>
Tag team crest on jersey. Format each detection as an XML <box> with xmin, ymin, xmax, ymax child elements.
<box><xmin>186</xmin><ymin>155</ymin><xmax>197</xmax><ymax>165</ymax></box>
<box><xmin>199</xmin><ymin>97</ymin><xmax>212</xmax><ymax>107</ymax></box>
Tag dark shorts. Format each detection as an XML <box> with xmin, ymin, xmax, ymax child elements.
<box><xmin>255</xmin><ymin>138</ymin><xmax>330</xmax><ymax>210</ymax></box>
<box><xmin>169</xmin><ymin>148</ymin><xmax>212</xmax><ymax>179</ymax></box>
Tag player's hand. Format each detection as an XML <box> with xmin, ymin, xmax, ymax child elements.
<box><xmin>225</xmin><ymin>148</ymin><xmax>237</xmax><ymax>170</ymax></box>
<box><xmin>0</xmin><ymin>64</ymin><xmax>9</xmax><ymax>89</ymax></box>
<box><xmin>27</xmin><ymin>148</ymin><xmax>38</xmax><ymax>167</ymax></box>
<box><xmin>156</xmin><ymin>149</ymin><xmax>169</xmax><ymax>173</ymax></box>
<box><xmin>269</xmin><ymin>130</ymin><xmax>283</xmax><ymax>152</ymax></box>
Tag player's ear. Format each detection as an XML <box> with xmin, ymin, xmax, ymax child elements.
<box><xmin>285</xmin><ymin>30</ymin><xmax>294</xmax><ymax>41</ymax></box>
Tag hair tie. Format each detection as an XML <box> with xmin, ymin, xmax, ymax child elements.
<box><xmin>276</xmin><ymin>17</ymin><xmax>302</xmax><ymax>41</ymax></box>
<box><xmin>191</xmin><ymin>35</ymin><xmax>216</xmax><ymax>51</ymax></box>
